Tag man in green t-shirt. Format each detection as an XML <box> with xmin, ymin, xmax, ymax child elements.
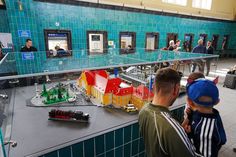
<box><xmin>139</xmin><ymin>68</ymin><xmax>202</xmax><ymax>157</ymax></box>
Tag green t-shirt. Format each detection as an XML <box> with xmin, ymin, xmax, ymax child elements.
<box><xmin>139</xmin><ymin>103</ymin><xmax>201</xmax><ymax>157</ymax></box>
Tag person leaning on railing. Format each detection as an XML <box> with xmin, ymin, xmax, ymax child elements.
<box><xmin>20</xmin><ymin>39</ymin><xmax>37</xmax><ymax>52</ymax></box>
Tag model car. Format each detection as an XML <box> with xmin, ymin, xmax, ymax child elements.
<box><xmin>68</xmin><ymin>97</ymin><xmax>76</xmax><ymax>103</ymax></box>
<box><xmin>0</xmin><ymin>94</ymin><xmax>8</xmax><ymax>99</ymax></box>
<box><xmin>123</xmin><ymin>104</ymin><xmax>138</xmax><ymax>113</ymax></box>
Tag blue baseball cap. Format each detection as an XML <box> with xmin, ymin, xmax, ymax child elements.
<box><xmin>187</xmin><ymin>79</ymin><xmax>219</xmax><ymax>107</ymax></box>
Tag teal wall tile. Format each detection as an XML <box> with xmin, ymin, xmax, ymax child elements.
<box><xmin>115</xmin><ymin>146</ymin><xmax>123</xmax><ymax>157</ymax></box>
<box><xmin>97</xmin><ymin>153</ymin><xmax>105</xmax><ymax>157</ymax></box>
<box><xmin>124</xmin><ymin>126</ymin><xmax>131</xmax><ymax>144</ymax></box>
<box><xmin>132</xmin><ymin>139</ymin><xmax>139</xmax><ymax>156</ymax></box>
<box><xmin>58</xmin><ymin>146</ymin><xmax>71</xmax><ymax>157</ymax></box>
<box><xmin>95</xmin><ymin>135</ymin><xmax>105</xmax><ymax>155</ymax></box>
<box><xmin>0</xmin><ymin>10</ymin><xmax>9</xmax><ymax>33</ymax></box>
<box><xmin>84</xmin><ymin>138</ymin><xmax>94</xmax><ymax>157</ymax></box>
<box><xmin>44</xmin><ymin>151</ymin><xmax>58</xmax><ymax>157</ymax></box>
<box><xmin>132</xmin><ymin>123</ymin><xmax>139</xmax><ymax>140</ymax></box>
<box><xmin>72</xmin><ymin>142</ymin><xmax>83</xmax><ymax>156</ymax></box>
<box><xmin>105</xmin><ymin>131</ymin><xmax>114</xmax><ymax>151</ymax></box>
<box><xmin>4</xmin><ymin>0</ymin><xmax>236</xmax><ymax>53</ymax></box>
<box><xmin>115</xmin><ymin>128</ymin><xmax>123</xmax><ymax>147</ymax></box>
<box><xmin>106</xmin><ymin>149</ymin><xmax>114</xmax><ymax>157</ymax></box>
<box><xmin>124</xmin><ymin>143</ymin><xmax>131</xmax><ymax>157</ymax></box>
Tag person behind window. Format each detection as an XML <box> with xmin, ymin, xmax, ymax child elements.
<box><xmin>191</xmin><ymin>39</ymin><xmax>206</xmax><ymax>73</ymax></box>
<box><xmin>55</xmin><ymin>45</ymin><xmax>67</xmax><ymax>57</ymax></box>
<box><xmin>174</xmin><ymin>40</ymin><xmax>181</xmax><ymax>51</ymax></box>
<box><xmin>168</xmin><ymin>40</ymin><xmax>175</xmax><ymax>51</ymax></box>
<box><xmin>20</xmin><ymin>39</ymin><xmax>37</xmax><ymax>52</ymax></box>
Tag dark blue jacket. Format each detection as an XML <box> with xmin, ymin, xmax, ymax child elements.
<box><xmin>192</xmin><ymin>45</ymin><xmax>207</xmax><ymax>54</ymax></box>
<box><xmin>189</xmin><ymin>109</ymin><xmax>226</xmax><ymax>157</ymax></box>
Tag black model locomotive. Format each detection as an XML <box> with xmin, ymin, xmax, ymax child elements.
<box><xmin>48</xmin><ymin>109</ymin><xmax>89</xmax><ymax>122</ymax></box>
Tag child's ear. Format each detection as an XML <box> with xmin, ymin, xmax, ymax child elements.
<box><xmin>187</xmin><ymin>97</ymin><xmax>195</xmax><ymax>108</ymax></box>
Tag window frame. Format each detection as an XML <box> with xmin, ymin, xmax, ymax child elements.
<box><xmin>119</xmin><ymin>32</ymin><xmax>136</xmax><ymax>54</ymax></box>
<box><xmin>145</xmin><ymin>32</ymin><xmax>159</xmax><ymax>52</ymax></box>
<box><xmin>86</xmin><ymin>30</ymin><xmax>108</xmax><ymax>55</ymax></box>
<box><xmin>44</xmin><ymin>29</ymin><xmax>72</xmax><ymax>58</ymax></box>
<box><xmin>166</xmin><ymin>33</ymin><xmax>178</xmax><ymax>48</ymax></box>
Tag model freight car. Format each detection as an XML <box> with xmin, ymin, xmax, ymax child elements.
<box><xmin>48</xmin><ymin>109</ymin><xmax>89</xmax><ymax>122</ymax></box>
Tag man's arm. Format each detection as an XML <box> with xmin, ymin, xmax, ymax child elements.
<box><xmin>161</xmin><ymin>113</ymin><xmax>201</xmax><ymax>157</ymax></box>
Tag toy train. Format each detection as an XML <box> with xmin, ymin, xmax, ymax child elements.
<box><xmin>48</xmin><ymin>109</ymin><xmax>89</xmax><ymax>122</ymax></box>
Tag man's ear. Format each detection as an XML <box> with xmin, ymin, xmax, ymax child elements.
<box><xmin>173</xmin><ymin>83</ymin><xmax>180</xmax><ymax>96</ymax></box>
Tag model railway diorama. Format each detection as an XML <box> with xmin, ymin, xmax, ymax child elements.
<box><xmin>29</xmin><ymin>82</ymin><xmax>77</xmax><ymax>107</ymax></box>
<box><xmin>48</xmin><ymin>109</ymin><xmax>89</xmax><ymax>122</ymax></box>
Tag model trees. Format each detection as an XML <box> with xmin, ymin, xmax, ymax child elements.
<box><xmin>58</xmin><ymin>88</ymin><xmax>62</xmax><ymax>99</ymax></box>
<box><xmin>41</xmin><ymin>83</ymin><xmax>47</xmax><ymax>96</ymax></box>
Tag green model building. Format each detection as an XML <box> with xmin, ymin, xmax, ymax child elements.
<box><xmin>41</xmin><ymin>83</ymin><xmax>75</xmax><ymax>105</ymax></box>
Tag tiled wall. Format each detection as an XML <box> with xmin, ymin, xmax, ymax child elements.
<box><xmin>2</xmin><ymin>0</ymin><xmax>236</xmax><ymax>75</ymax></box>
<box><xmin>0</xmin><ymin>9</ymin><xmax>9</xmax><ymax>33</ymax></box>
<box><xmin>39</xmin><ymin>107</ymin><xmax>185</xmax><ymax>157</ymax></box>
<box><xmin>4</xmin><ymin>0</ymin><xmax>236</xmax><ymax>52</ymax></box>
<box><xmin>40</xmin><ymin>123</ymin><xmax>146</xmax><ymax>157</ymax></box>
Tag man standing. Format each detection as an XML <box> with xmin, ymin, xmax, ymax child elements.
<box><xmin>139</xmin><ymin>68</ymin><xmax>201</xmax><ymax>157</ymax></box>
<box><xmin>191</xmin><ymin>39</ymin><xmax>207</xmax><ymax>73</ymax></box>
<box><xmin>20</xmin><ymin>39</ymin><xmax>37</xmax><ymax>52</ymax></box>
<box><xmin>206</xmin><ymin>41</ymin><xmax>214</xmax><ymax>76</ymax></box>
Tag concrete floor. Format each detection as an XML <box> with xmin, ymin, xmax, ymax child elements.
<box><xmin>197</xmin><ymin>58</ymin><xmax>236</xmax><ymax>157</ymax></box>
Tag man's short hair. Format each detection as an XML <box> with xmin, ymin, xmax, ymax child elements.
<box><xmin>176</xmin><ymin>40</ymin><xmax>180</xmax><ymax>43</ymax></box>
<box><xmin>198</xmin><ymin>39</ymin><xmax>203</xmax><ymax>45</ymax></box>
<box><xmin>26</xmin><ymin>39</ymin><xmax>32</xmax><ymax>43</ymax></box>
<box><xmin>154</xmin><ymin>68</ymin><xmax>181</xmax><ymax>95</ymax></box>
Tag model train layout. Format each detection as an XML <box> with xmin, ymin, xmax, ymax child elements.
<box><xmin>48</xmin><ymin>109</ymin><xmax>89</xmax><ymax>122</ymax></box>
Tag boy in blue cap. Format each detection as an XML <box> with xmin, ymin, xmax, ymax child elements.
<box><xmin>183</xmin><ymin>79</ymin><xmax>227</xmax><ymax>157</ymax></box>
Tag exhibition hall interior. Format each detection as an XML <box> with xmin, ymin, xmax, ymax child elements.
<box><xmin>0</xmin><ymin>0</ymin><xmax>236</xmax><ymax>157</ymax></box>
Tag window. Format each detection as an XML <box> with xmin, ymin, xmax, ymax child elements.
<box><xmin>162</xmin><ymin>0</ymin><xmax>187</xmax><ymax>6</ymax></box>
<box><xmin>166</xmin><ymin>33</ymin><xmax>178</xmax><ymax>48</ymax></box>
<box><xmin>192</xmin><ymin>0</ymin><xmax>212</xmax><ymax>10</ymax></box>
<box><xmin>199</xmin><ymin>34</ymin><xmax>208</xmax><ymax>46</ymax></box>
<box><xmin>184</xmin><ymin>34</ymin><xmax>194</xmax><ymax>52</ymax></box>
<box><xmin>119</xmin><ymin>32</ymin><xmax>136</xmax><ymax>54</ymax></box>
<box><xmin>87</xmin><ymin>31</ymin><xmax>108</xmax><ymax>55</ymax></box>
<box><xmin>212</xmin><ymin>35</ymin><xmax>219</xmax><ymax>50</ymax></box>
<box><xmin>145</xmin><ymin>33</ymin><xmax>159</xmax><ymax>51</ymax></box>
<box><xmin>44</xmin><ymin>29</ymin><xmax>72</xmax><ymax>58</ymax></box>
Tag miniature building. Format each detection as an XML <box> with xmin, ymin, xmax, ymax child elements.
<box><xmin>78</xmin><ymin>70</ymin><xmax>153</xmax><ymax>109</ymax></box>
<box><xmin>131</xmin><ymin>84</ymin><xmax>154</xmax><ymax>110</ymax></box>
<box><xmin>77</xmin><ymin>70</ymin><xmax>108</xmax><ymax>95</ymax></box>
